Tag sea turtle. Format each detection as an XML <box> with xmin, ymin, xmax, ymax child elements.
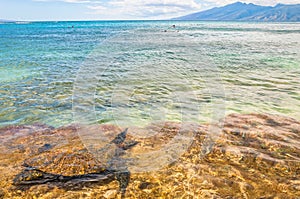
<box><xmin>13</xmin><ymin>128</ymin><xmax>138</xmax><ymax>197</ymax></box>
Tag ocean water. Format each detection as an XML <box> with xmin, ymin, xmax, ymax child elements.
<box><xmin>0</xmin><ymin>21</ymin><xmax>300</xmax><ymax>127</ymax></box>
<box><xmin>1</xmin><ymin>21</ymin><xmax>300</xmax><ymax>198</ymax></box>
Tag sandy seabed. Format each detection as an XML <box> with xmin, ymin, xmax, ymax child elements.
<box><xmin>0</xmin><ymin>113</ymin><xmax>300</xmax><ymax>199</ymax></box>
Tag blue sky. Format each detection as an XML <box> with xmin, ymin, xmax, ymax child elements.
<box><xmin>0</xmin><ymin>0</ymin><xmax>299</xmax><ymax>21</ymax></box>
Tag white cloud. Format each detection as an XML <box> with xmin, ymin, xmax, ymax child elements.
<box><xmin>34</xmin><ymin>0</ymin><xmax>87</xmax><ymax>3</ymax></box>
<box><xmin>32</xmin><ymin>0</ymin><xmax>202</xmax><ymax>19</ymax></box>
<box><xmin>32</xmin><ymin>0</ymin><xmax>300</xmax><ymax>19</ymax></box>
<box><xmin>87</xmin><ymin>0</ymin><xmax>202</xmax><ymax>19</ymax></box>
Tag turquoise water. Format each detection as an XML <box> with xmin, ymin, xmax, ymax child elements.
<box><xmin>0</xmin><ymin>21</ymin><xmax>300</xmax><ymax>127</ymax></box>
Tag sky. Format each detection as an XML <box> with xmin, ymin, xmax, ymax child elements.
<box><xmin>0</xmin><ymin>0</ymin><xmax>299</xmax><ymax>21</ymax></box>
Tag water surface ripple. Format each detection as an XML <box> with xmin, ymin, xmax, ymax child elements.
<box><xmin>0</xmin><ymin>21</ymin><xmax>299</xmax><ymax>127</ymax></box>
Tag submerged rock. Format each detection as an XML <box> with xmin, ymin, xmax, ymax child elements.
<box><xmin>0</xmin><ymin>113</ymin><xmax>299</xmax><ymax>198</ymax></box>
<box><xmin>10</xmin><ymin>127</ymin><xmax>138</xmax><ymax>198</ymax></box>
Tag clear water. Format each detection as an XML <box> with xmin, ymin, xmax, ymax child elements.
<box><xmin>0</xmin><ymin>21</ymin><xmax>300</xmax><ymax>127</ymax></box>
<box><xmin>1</xmin><ymin>21</ymin><xmax>300</xmax><ymax>199</ymax></box>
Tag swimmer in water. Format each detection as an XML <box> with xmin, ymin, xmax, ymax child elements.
<box><xmin>163</xmin><ymin>25</ymin><xmax>176</xmax><ymax>32</ymax></box>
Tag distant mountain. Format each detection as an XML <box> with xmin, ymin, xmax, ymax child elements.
<box><xmin>0</xmin><ymin>19</ymin><xmax>16</xmax><ymax>23</ymax></box>
<box><xmin>173</xmin><ymin>2</ymin><xmax>300</xmax><ymax>22</ymax></box>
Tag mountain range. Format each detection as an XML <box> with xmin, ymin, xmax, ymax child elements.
<box><xmin>0</xmin><ymin>19</ymin><xmax>16</xmax><ymax>23</ymax></box>
<box><xmin>173</xmin><ymin>2</ymin><xmax>300</xmax><ymax>22</ymax></box>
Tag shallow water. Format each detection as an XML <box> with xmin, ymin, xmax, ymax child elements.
<box><xmin>0</xmin><ymin>21</ymin><xmax>300</xmax><ymax>127</ymax></box>
<box><xmin>0</xmin><ymin>113</ymin><xmax>299</xmax><ymax>198</ymax></box>
<box><xmin>0</xmin><ymin>21</ymin><xmax>300</xmax><ymax>198</ymax></box>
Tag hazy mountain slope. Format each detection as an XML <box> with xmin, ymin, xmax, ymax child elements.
<box><xmin>0</xmin><ymin>19</ymin><xmax>16</xmax><ymax>23</ymax></box>
<box><xmin>173</xmin><ymin>2</ymin><xmax>300</xmax><ymax>22</ymax></box>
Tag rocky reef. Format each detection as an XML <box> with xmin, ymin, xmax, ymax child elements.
<box><xmin>0</xmin><ymin>113</ymin><xmax>299</xmax><ymax>198</ymax></box>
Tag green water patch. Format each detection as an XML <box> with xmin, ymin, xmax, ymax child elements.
<box><xmin>0</xmin><ymin>66</ymin><xmax>35</xmax><ymax>83</ymax></box>
<box><xmin>260</xmin><ymin>57</ymin><xmax>299</xmax><ymax>69</ymax></box>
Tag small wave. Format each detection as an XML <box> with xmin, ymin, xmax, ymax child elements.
<box><xmin>15</xmin><ymin>21</ymin><xmax>31</xmax><ymax>24</ymax></box>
